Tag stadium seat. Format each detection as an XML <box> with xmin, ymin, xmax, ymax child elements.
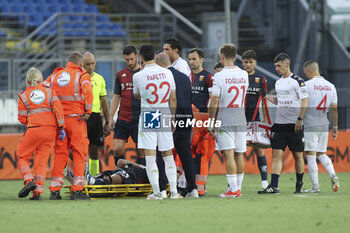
<box><xmin>0</xmin><ymin>5</ymin><xmax>11</xmax><ymax>13</ymax></box>
<box><xmin>84</xmin><ymin>4</ymin><xmax>98</xmax><ymax>13</ymax></box>
<box><xmin>0</xmin><ymin>29</ymin><xmax>7</xmax><ymax>37</ymax></box>
<box><xmin>43</xmin><ymin>5</ymin><xmax>56</xmax><ymax>15</ymax></box>
<box><xmin>96</xmin><ymin>15</ymin><xmax>110</xmax><ymax>23</ymax></box>
<box><xmin>27</xmin><ymin>14</ymin><xmax>45</xmax><ymax>27</ymax></box>
<box><xmin>72</xmin><ymin>5</ymin><xmax>84</xmax><ymax>13</ymax></box>
<box><xmin>71</xmin><ymin>0</ymin><xmax>86</xmax><ymax>7</ymax></box>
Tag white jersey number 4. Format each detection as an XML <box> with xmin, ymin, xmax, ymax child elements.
<box><xmin>316</xmin><ymin>94</ymin><xmax>327</xmax><ymax>113</ymax></box>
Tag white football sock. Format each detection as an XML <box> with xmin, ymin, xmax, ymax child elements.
<box><xmin>306</xmin><ymin>155</ymin><xmax>319</xmax><ymax>188</ymax></box>
<box><xmin>236</xmin><ymin>173</ymin><xmax>244</xmax><ymax>190</ymax></box>
<box><xmin>163</xmin><ymin>155</ymin><xmax>178</xmax><ymax>193</ymax></box>
<box><xmin>226</xmin><ymin>174</ymin><xmax>237</xmax><ymax>192</ymax></box>
<box><xmin>145</xmin><ymin>156</ymin><xmax>160</xmax><ymax>194</ymax></box>
<box><xmin>318</xmin><ymin>154</ymin><xmax>336</xmax><ymax>178</ymax></box>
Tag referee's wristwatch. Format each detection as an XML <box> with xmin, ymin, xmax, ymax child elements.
<box><xmin>297</xmin><ymin>117</ymin><xmax>303</xmax><ymax>121</ymax></box>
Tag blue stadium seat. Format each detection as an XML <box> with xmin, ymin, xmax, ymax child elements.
<box><xmin>85</xmin><ymin>4</ymin><xmax>98</xmax><ymax>13</ymax></box>
<box><xmin>27</xmin><ymin>14</ymin><xmax>43</xmax><ymax>27</ymax></box>
<box><xmin>110</xmin><ymin>30</ymin><xmax>126</xmax><ymax>37</ymax></box>
<box><xmin>43</xmin><ymin>5</ymin><xmax>56</xmax><ymax>15</ymax></box>
<box><xmin>71</xmin><ymin>0</ymin><xmax>86</xmax><ymax>7</ymax></box>
<box><xmin>0</xmin><ymin>29</ymin><xmax>7</xmax><ymax>37</ymax></box>
<box><xmin>0</xmin><ymin>5</ymin><xmax>12</xmax><ymax>13</ymax></box>
<box><xmin>72</xmin><ymin>5</ymin><xmax>84</xmax><ymax>12</ymax></box>
<box><xmin>96</xmin><ymin>15</ymin><xmax>110</xmax><ymax>22</ymax></box>
<box><xmin>61</xmin><ymin>0</ymin><xmax>72</xmax><ymax>7</ymax></box>
<box><xmin>70</xmin><ymin>15</ymin><xmax>83</xmax><ymax>21</ymax></box>
<box><xmin>96</xmin><ymin>22</ymin><xmax>108</xmax><ymax>30</ymax></box>
<box><xmin>109</xmin><ymin>22</ymin><xmax>123</xmax><ymax>30</ymax></box>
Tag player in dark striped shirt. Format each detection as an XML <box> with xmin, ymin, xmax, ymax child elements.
<box><xmin>108</xmin><ymin>46</ymin><xmax>145</xmax><ymax>166</ymax></box>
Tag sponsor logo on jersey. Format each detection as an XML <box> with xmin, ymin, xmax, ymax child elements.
<box><xmin>192</xmin><ymin>86</ymin><xmax>204</xmax><ymax>92</ymax></box>
<box><xmin>29</xmin><ymin>89</ymin><xmax>45</xmax><ymax>105</ymax></box>
<box><xmin>301</xmin><ymin>87</ymin><xmax>308</xmax><ymax>95</ymax></box>
<box><xmin>255</xmin><ymin>77</ymin><xmax>260</xmax><ymax>83</ymax></box>
<box><xmin>121</xmin><ymin>82</ymin><xmax>133</xmax><ymax>91</ymax></box>
<box><xmin>199</xmin><ymin>75</ymin><xmax>204</xmax><ymax>81</ymax></box>
<box><xmin>279</xmin><ymin>90</ymin><xmax>290</xmax><ymax>95</ymax></box>
<box><xmin>57</xmin><ymin>71</ymin><xmax>71</xmax><ymax>87</ymax></box>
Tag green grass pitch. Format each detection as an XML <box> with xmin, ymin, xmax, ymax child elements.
<box><xmin>0</xmin><ymin>173</ymin><xmax>349</xmax><ymax>233</ymax></box>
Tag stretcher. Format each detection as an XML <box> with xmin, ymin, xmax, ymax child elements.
<box><xmin>64</xmin><ymin>184</ymin><xmax>153</xmax><ymax>198</ymax></box>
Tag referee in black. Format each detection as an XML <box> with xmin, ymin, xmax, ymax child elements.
<box><xmin>155</xmin><ymin>52</ymin><xmax>198</xmax><ymax>198</ymax></box>
<box><xmin>83</xmin><ymin>52</ymin><xmax>110</xmax><ymax>176</ymax></box>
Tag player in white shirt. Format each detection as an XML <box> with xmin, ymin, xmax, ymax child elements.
<box><xmin>133</xmin><ymin>44</ymin><xmax>182</xmax><ymax>200</ymax></box>
<box><xmin>209</xmin><ymin>43</ymin><xmax>249</xmax><ymax>198</ymax></box>
<box><xmin>260</xmin><ymin>53</ymin><xmax>309</xmax><ymax>194</ymax></box>
<box><xmin>163</xmin><ymin>38</ymin><xmax>191</xmax><ymax>78</ymax></box>
<box><xmin>303</xmin><ymin>60</ymin><xmax>339</xmax><ymax>193</ymax></box>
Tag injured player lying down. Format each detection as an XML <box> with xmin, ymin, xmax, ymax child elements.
<box><xmin>65</xmin><ymin>159</ymin><xmax>149</xmax><ymax>185</ymax></box>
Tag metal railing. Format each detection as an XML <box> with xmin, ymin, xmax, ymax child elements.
<box><xmin>154</xmin><ymin>0</ymin><xmax>202</xmax><ymax>35</ymax></box>
<box><xmin>330</xmin><ymin>19</ymin><xmax>350</xmax><ymax>48</ymax></box>
<box><xmin>11</xmin><ymin>12</ymin><xmax>176</xmax><ymax>90</ymax></box>
<box><xmin>0</xmin><ymin>13</ymin><xmax>29</xmax><ymax>56</ymax></box>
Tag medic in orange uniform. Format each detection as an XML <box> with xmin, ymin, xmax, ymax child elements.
<box><xmin>44</xmin><ymin>52</ymin><xmax>93</xmax><ymax>200</ymax></box>
<box><xmin>17</xmin><ymin>67</ymin><xmax>65</xmax><ymax>200</ymax></box>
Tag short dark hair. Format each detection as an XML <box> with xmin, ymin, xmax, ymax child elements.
<box><xmin>219</xmin><ymin>44</ymin><xmax>237</xmax><ymax>59</ymax></box>
<box><xmin>123</xmin><ymin>45</ymin><xmax>137</xmax><ymax>55</ymax></box>
<box><xmin>139</xmin><ymin>44</ymin><xmax>155</xmax><ymax>62</ymax></box>
<box><xmin>242</xmin><ymin>50</ymin><xmax>257</xmax><ymax>60</ymax></box>
<box><xmin>303</xmin><ymin>60</ymin><xmax>319</xmax><ymax>72</ymax></box>
<box><xmin>213</xmin><ymin>61</ymin><xmax>223</xmax><ymax>70</ymax></box>
<box><xmin>164</xmin><ymin>38</ymin><xmax>182</xmax><ymax>52</ymax></box>
<box><xmin>189</xmin><ymin>47</ymin><xmax>204</xmax><ymax>58</ymax></box>
<box><xmin>274</xmin><ymin>53</ymin><xmax>290</xmax><ymax>63</ymax></box>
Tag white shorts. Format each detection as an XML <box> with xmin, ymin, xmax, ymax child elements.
<box><xmin>304</xmin><ymin>125</ymin><xmax>329</xmax><ymax>152</ymax></box>
<box><xmin>137</xmin><ymin>121</ymin><xmax>174</xmax><ymax>151</ymax></box>
<box><xmin>216</xmin><ymin>126</ymin><xmax>247</xmax><ymax>152</ymax></box>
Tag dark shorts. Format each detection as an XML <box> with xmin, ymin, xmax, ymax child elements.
<box><xmin>270</xmin><ymin>124</ymin><xmax>304</xmax><ymax>152</ymax></box>
<box><xmin>87</xmin><ymin>113</ymin><xmax>104</xmax><ymax>147</ymax></box>
<box><xmin>113</xmin><ymin>119</ymin><xmax>138</xmax><ymax>142</ymax></box>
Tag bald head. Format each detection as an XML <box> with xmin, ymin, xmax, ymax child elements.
<box><xmin>156</xmin><ymin>52</ymin><xmax>171</xmax><ymax>68</ymax></box>
<box><xmin>68</xmin><ymin>51</ymin><xmax>84</xmax><ymax>67</ymax></box>
<box><xmin>84</xmin><ymin>52</ymin><xmax>95</xmax><ymax>60</ymax></box>
<box><xmin>83</xmin><ymin>52</ymin><xmax>96</xmax><ymax>75</ymax></box>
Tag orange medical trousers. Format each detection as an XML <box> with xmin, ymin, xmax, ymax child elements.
<box><xmin>191</xmin><ymin>130</ymin><xmax>216</xmax><ymax>195</ymax></box>
<box><xmin>17</xmin><ymin>126</ymin><xmax>56</xmax><ymax>195</ymax></box>
<box><xmin>49</xmin><ymin>117</ymin><xmax>88</xmax><ymax>191</ymax></box>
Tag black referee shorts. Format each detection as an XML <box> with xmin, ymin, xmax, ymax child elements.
<box><xmin>87</xmin><ymin>112</ymin><xmax>104</xmax><ymax>147</ymax></box>
<box><xmin>270</xmin><ymin>123</ymin><xmax>304</xmax><ymax>152</ymax></box>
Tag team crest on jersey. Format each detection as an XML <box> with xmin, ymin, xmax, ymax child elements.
<box><xmin>199</xmin><ymin>75</ymin><xmax>204</xmax><ymax>81</ymax></box>
<box><xmin>30</xmin><ymin>89</ymin><xmax>45</xmax><ymax>105</ymax></box>
<box><xmin>57</xmin><ymin>71</ymin><xmax>71</xmax><ymax>87</ymax></box>
<box><xmin>255</xmin><ymin>77</ymin><xmax>260</xmax><ymax>83</ymax></box>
